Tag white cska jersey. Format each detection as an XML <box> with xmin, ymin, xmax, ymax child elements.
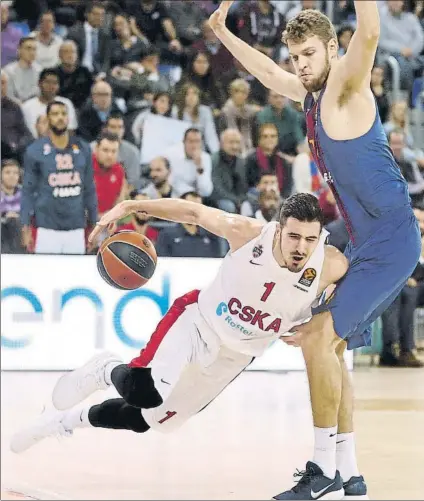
<box><xmin>198</xmin><ymin>222</ymin><xmax>329</xmax><ymax>356</ymax></box>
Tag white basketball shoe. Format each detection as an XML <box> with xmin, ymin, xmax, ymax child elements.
<box><xmin>52</xmin><ymin>351</ymin><xmax>123</xmax><ymax>410</ymax></box>
<box><xmin>10</xmin><ymin>409</ymin><xmax>73</xmax><ymax>453</ymax></box>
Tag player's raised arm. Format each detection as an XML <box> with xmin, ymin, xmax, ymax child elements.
<box><xmin>336</xmin><ymin>1</ymin><xmax>380</xmax><ymax>90</ymax></box>
<box><xmin>209</xmin><ymin>1</ymin><xmax>306</xmax><ymax>103</ymax></box>
<box><xmin>89</xmin><ymin>198</ymin><xmax>263</xmax><ymax>252</ymax></box>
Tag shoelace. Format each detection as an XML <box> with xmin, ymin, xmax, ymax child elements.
<box><xmin>292</xmin><ymin>468</ymin><xmax>315</xmax><ymax>493</ymax></box>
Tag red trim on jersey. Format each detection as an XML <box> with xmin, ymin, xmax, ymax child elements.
<box><xmin>128</xmin><ymin>289</ymin><xmax>201</xmax><ymax>368</ymax></box>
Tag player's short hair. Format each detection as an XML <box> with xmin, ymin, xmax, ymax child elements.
<box><xmin>282</xmin><ymin>10</ymin><xmax>337</xmax><ymax>46</ymax></box>
<box><xmin>39</xmin><ymin>68</ymin><xmax>59</xmax><ymax>83</ymax></box>
<box><xmin>279</xmin><ymin>193</ymin><xmax>324</xmax><ymax>229</ymax></box>
<box><xmin>97</xmin><ymin>131</ymin><xmax>120</xmax><ymax>145</ymax></box>
<box><xmin>46</xmin><ymin>100</ymin><xmax>67</xmax><ymax>115</ymax></box>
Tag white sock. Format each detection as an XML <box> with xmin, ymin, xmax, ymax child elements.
<box><xmin>312</xmin><ymin>426</ymin><xmax>337</xmax><ymax>479</ymax></box>
<box><xmin>61</xmin><ymin>407</ymin><xmax>93</xmax><ymax>431</ymax></box>
<box><xmin>336</xmin><ymin>432</ymin><xmax>360</xmax><ymax>482</ymax></box>
<box><xmin>104</xmin><ymin>361</ymin><xmax>123</xmax><ymax>385</ymax></box>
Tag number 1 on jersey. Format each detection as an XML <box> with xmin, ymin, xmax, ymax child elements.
<box><xmin>261</xmin><ymin>282</ymin><xmax>276</xmax><ymax>302</ymax></box>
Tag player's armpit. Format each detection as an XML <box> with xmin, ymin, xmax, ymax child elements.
<box><xmin>196</xmin><ymin>206</ymin><xmax>264</xmax><ymax>252</ymax></box>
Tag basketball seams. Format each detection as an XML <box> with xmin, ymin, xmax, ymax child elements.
<box><xmin>101</xmin><ymin>246</ymin><xmax>146</xmax><ymax>289</ymax></box>
<box><xmin>107</xmin><ymin>240</ymin><xmax>157</xmax><ymax>266</ymax></box>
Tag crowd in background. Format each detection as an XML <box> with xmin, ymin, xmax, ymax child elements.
<box><xmin>1</xmin><ymin>0</ymin><xmax>424</xmax><ymax>366</ymax></box>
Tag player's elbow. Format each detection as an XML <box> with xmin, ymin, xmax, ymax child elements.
<box><xmin>358</xmin><ymin>26</ymin><xmax>380</xmax><ymax>46</ymax></box>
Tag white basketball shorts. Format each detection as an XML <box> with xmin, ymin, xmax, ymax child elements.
<box><xmin>128</xmin><ymin>290</ymin><xmax>254</xmax><ymax>433</ymax></box>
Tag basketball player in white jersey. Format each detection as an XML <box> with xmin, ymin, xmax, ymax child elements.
<box><xmin>11</xmin><ymin>194</ymin><xmax>348</xmax><ymax>499</ymax></box>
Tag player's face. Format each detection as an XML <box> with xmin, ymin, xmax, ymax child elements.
<box><xmin>96</xmin><ymin>139</ymin><xmax>119</xmax><ymax>167</ymax></box>
<box><xmin>280</xmin><ymin>217</ymin><xmax>321</xmax><ymax>272</ymax></box>
<box><xmin>47</xmin><ymin>105</ymin><xmax>69</xmax><ymax>135</ymax></box>
<box><xmin>288</xmin><ymin>36</ymin><xmax>334</xmax><ymax>93</ymax></box>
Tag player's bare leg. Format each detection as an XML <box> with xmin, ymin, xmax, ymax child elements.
<box><xmin>335</xmin><ymin>343</ymin><xmax>368</xmax><ymax>499</ymax></box>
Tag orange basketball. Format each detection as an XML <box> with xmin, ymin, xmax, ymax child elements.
<box><xmin>97</xmin><ymin>231</ymin><xmax>157</xmax><ymax>290</ymax></box>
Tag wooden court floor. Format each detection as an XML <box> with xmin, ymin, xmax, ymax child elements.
<box><xmin>1</xmin><ymin>367</ymin><xmax>423</xmax><ymax>500</ymax></box>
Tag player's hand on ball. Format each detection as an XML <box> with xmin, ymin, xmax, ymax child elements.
<box><xmin>209</xmin><ymin>1</ymin><xmax>233</xmax><ymax>32</ymax></box>
<box><xmin>89</xmin><ymin>201</ymin><xmax>134</xmax><ymax>244</ymax></box>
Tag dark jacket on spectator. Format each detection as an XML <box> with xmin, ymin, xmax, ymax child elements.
<box><xmin>66</xmin><ymin>23</ymin><xmax>111</xmax><ymax>74</ymax></box>
<box><xmin>211</xmin><ymin>150</ymin><xmax>247</xmax><ymax>207</ymax></box>
<box><xmin>57</xmin><ymin>65</ymin><xmax>94</xmax><ymax>110</ymax></box>
<box><xmin>77</xmin><ymin>100</ymin><xmax>123</xmax><ymax>143</ymax></box>
<box><xmin>156</xmin><ymin>223</ymin><xmax>222</xmax><ymax>258</ymax></box>
<box><xmin>1</xmin><ymin>97</ymin><xmax>34</xmax><ymax>160</ymax></box>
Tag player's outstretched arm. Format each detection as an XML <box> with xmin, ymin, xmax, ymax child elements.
<box><xmin>89</xmin><ymin>199</ymin><xmax>263</xmax><ymax>252</ymax></box>
<box><xmin>209</xmin><ymin>1</ymin><xmax>306</xmax><ymax>103</ymax></box>
<box><xmin>335</xmin><ymin>1</ymin><xmax>380</xmax><ymax>91</ymax></box>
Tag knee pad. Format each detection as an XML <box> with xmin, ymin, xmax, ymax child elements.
<box><xmin>111</xmin><ymin>365</ymin><xmax>163</xmax><ymax>409</ymax></box>
<box><xmin>89</xmin><ymin>398</ymin><xmax>150</xmax><ymax>434</ymax></box>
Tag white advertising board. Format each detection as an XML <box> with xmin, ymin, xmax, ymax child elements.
<box><xmin>1</xmin><ymin>255</ymin><xmax>353</xmax><ymax>371</ymax></box>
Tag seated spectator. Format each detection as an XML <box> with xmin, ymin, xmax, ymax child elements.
<box><xmin>292</xmin><ymin>138</ymin><xmax>323</xmax><ymax>195</ymax></box>
<box><xmin>255</xmin><ymin>90</ymin><xmax>304</xmax><ymax>157</ymax></box>
<box><xmin>219</xmin><ymin>79</ymin><xmax>257</xmax><ymax>157</ymax></box>
<box><xmin>337</xmin><ymin>24</ymin><xmax>354</xmax><ymax>57</ymax></box>
<box><xmin>238</xmin><ymin>0</ymin><xmax>285</xmax><ymax>58</ymax></box>
<box><xmin>141</xmin><ymin>157</ymin><xmax>173</xmax><ymax>199</ymax></box>
<box><xmin>57</xmin><ymin>41</ymin><xmax>93</xmax><ymax>110</ymax></box>
<box><xmin>91</xmin><ymin>114</ymin><xmax>141</xmax><ymax>191</ymax></box>
<box><xmin>379</xmin><ymin>0</ymin><xmax>424</xmax><ymax>91</ymax></box>
<box><xmin>3</xmin><ymin>37</ymin><xmax>41</xmax><ymax>103</ymax></box>
<box><xmin>211</xmin><ymin>128</ymin><xmax>247</xmax><ymax>213</ymax></box>
<box><xmin>66</xmin><ymin>2</ymin><xmax>111</xmax><ymax>76</ymax></box>
<box><xmin>384</xmin><ymin>100</ymin><xmax>424</xmax><ymax>165</ymax></box>
<box><xmin>78</xmin><ymin>81</ymin><xmax>122</xmax><ymax>142</ymax></box>
<box><xmin>117</xmin><ymin>190</ymin><xmax>158</xmax><ymax>242</ymax></box>
<box><xmin>165</xmin><ymin>127</ymin><xmax>213</xmax><ymax>198</ymax></box>
<box><xmin>254</xmin><ymin>189</ymin><xmax>280</xmax><ymax>223</ymax></box>
<box><xmin>1</xmin><ymin>72</ymin><xmax>33</xmax><ymax>161</ymax></box>
<box><xmin>110</xmin><ymin>13</ymin><xmax>149</xmax><ymax>70</ymax></box>
<box><xmin>31</xmin><ymin>11</ymin><xmax>63</xmax><ymax>70</ymax></box>
<box><xmin>191</xmin><ymin>20</ymin><xmax>235</xmax><ymax>88</ymax></box>
<box><xmin>155</xmin><ymin>191</ymin><xmax>222</xmax><ymax>258</ymax></box>
<box><xmin>241</xmin><ymin>172</ymin><xmax>280</xmax><ymax>217</ymax></box>
<box><xmin>1</xmin><ymin>3</ymin><xmax>24</xmax><ymax>68</ymax></box>
<box><xmin>22</xmin><ymin>68</ymin><xmax>78</xmax><ymax>137</ymax></box>
<box><xmin>126</xmin><ymin>47</ymin><xmax>172</xmax><ymax>109</ymax></box>
<box><xmin>167</xmin><ymin>1</ymin><xmax>207</xmax><ymax>47</ymax></box>
<box><xmin>245</xmin><ymin>123</ymin><xmax>293</xmax><ymax>198</ymax></box>
<box><xmin>1</xmin><ymin>159</ymin><xmax>24</xmax><ymax>254</ymax></box>
<box><xmin>128</xmin><ymin>0</ymin><xmax>183</xmax><ymax>65</ymax></box>
<box><xmin>93</xmin><ymin>131</ymin><xmax>127</xmax><ymax>219</ymax></box>
<box><xmin>381</xmin><ymin>278</ymin><xmax>424</xmax><ymax>367</ymax></box>
<box><xmin>131</xmin><ymin>91</ymin><xmax>172</xmax><ymax>147</ymax></box>
<box><xmin>35</xmin><ymin>114</ymin><xmax>49</xmax><ymax>138</ymax></box>
<box><xmin>371</xmin><ymin>64</ymin><xmax>390</xmax><ymax>123</ymax></box>
<box><xmin>177</xmin><ymin>50</ymin><xmax>226</xmax><ymax>113</ymax></box>
<box><xmin>172</xmin><ymin>83</ymin><xmax>219</xmax><ymax>154</ymax></box>
<box><xmin>389</xmin><ymin>129</ymin><xmax>424</xmax><ymax>208</ymax></box>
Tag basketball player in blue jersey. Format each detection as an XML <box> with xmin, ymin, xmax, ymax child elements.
<box><xmin>210</xmin><ymin>1</ymin><xmax>421</xmax><ymax>500</ymax></box>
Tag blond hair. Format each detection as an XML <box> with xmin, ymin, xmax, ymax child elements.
<box><xmin>229</xmin><ymin>78</ymin><xmax>250</xmax><ymax>96</ymax></box>
<box><xmin>283</xmin><ymin>9</ymin><xmax>337</xmax><ymax>46</ymax></box>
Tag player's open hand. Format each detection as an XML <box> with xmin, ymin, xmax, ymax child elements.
<box><xmin>88</xmin><ymin>201</ymin><xmax>134</xmax><ymax>245</ymax></box>
<box><xmin>209</xmin><ymin>1</ymin><xmax>233</xmax><ymax>33</ymax></box>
